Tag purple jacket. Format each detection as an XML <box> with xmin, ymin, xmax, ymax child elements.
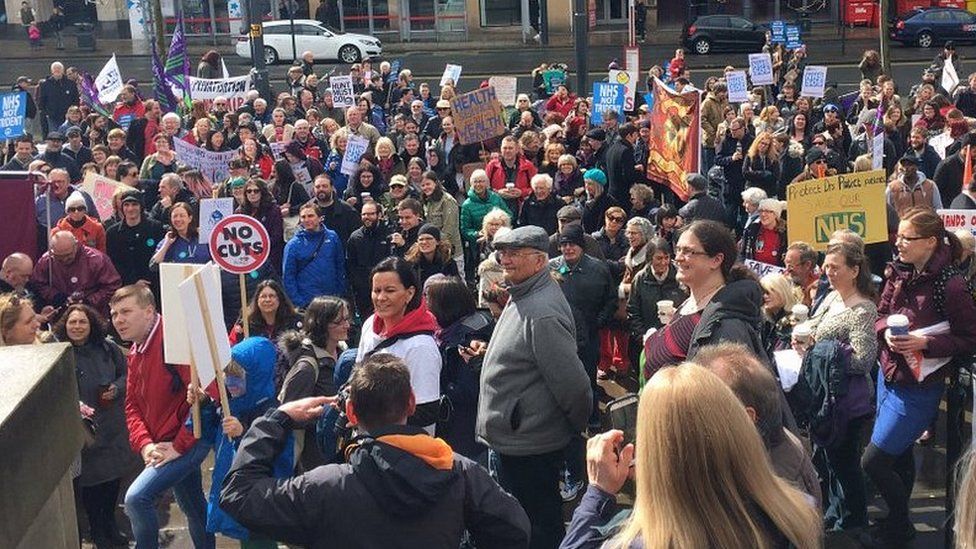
<box><xmin>31</xmin><ymin>245</ymin><xmax>122</xmax><ymax>317</ymax></box>
<box><xmin>876</xmin><ymin>244</ymin><xmax>976</xmax><ymax>386</ymax></box>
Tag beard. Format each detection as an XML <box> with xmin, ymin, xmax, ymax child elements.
<box><xmin>316</xmin><ymin>191</ymin><xmax>333</xmax><ymax>202</ymax></box>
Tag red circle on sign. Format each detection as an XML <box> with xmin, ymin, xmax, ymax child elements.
<box><xmin>209</xmin><ymin>214</ymin><xmax>271</xmax><ymax>274</ymax></box>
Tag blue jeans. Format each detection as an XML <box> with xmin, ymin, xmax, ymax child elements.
<box><xmin>124</xmin><ymin>441</ymin><xmax>214</xmax><ymax>549</ymax></box>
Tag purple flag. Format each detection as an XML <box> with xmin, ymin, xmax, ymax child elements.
<box><xmin>164</xmin><ymin>12</ymin><xmax>192</xmax><ymax>110</ymax></box>
<box><xmin>79</xmin><ymin>73</ymin><xmax>112</xmax><ymax>118</ymax></box>
<box><xmin>151</xmin><ymin>38</ymin><xmax>180</xmax><ymax>113</ymax></box>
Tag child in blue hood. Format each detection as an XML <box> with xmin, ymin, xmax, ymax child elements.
<box><xmin>188</xmin><ymin>336</ymin><xmax>293</xmax><ymax>546</ymax></box>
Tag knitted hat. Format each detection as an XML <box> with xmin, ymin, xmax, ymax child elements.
<box><xmin>418</xmin><ymin>223</ymin><xmax>442</xmax><ymax>241</ymax></box>
<box><xmin>583</xmin><ymin>168</ymin><xmax>607</xmax><ymax>187</ymax></box>
<box><xmin>227</xmin><ymin>176</ymin><xmax>247</xmax><ymax>189</ymax></box>
<box><xmin>65</xmin><ymin>191</ymin><xmax>86</xmax><ymax>210</ymax></box>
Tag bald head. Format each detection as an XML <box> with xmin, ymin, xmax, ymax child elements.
<box><xmin>1</xmin><ymin>253</ymin><xmax>33</xmax><ymax>291</ymax></box>
<box><xmin>50</xmin><ymin>231</ymin><xmax>78</xmax><ymax>264</ymax></box>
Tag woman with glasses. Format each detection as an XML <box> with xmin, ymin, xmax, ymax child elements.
<box><xmin>54</xmin><ymin>192</ymin><xmax>107</xmax><ymax>252</ymax></box>
<box><xmin>238</xmin><ymin>178</ymin><xmax>284</xmax><ymax>273</ymax></box>
<box><xmin>404</xmin><ymin>224</ymin><xmax>460</xmax><ymax>288</ymax></box>
<box><xmin>741</xmin><ymin>198</ymin><xmax>788</xmax><ymax>267</ymax></box>
<box><xmin>860</xmin><ymin>208</ymin><xmax>976</xmax><ymax>546</ymax></box>
<box><xmin>642</xmin><ymin>220</ymin><xmax>767</xmax><ymax>383</ymax></box>
<box><xmin>138</xmin><ymin>133</ymin><xmax>178</xmax><ymax>182</ymax></box>
<box><xmin>592</xmin><ymin>206</ymin><xmax>629</xmax><ymax>272</ymax></box>
<box><xmin>229</xmin><ymin>279</ymin><xmax>300</xmax><ymax>345</ymax></box>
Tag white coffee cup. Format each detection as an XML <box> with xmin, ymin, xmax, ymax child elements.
<box><xmin>888</xmin><ymin>314</ymin><xmax>910</xmax><ymax>337</ymax></box>
<box><xmin>793</xmin><ymin>322</ymin><xmax>812</xmax><ymax>345</ymax></box>
<box><xmin>657</xmin><ymin>300</ymin><xmax>675</xmax><ymax>325</ymax></box>
<box><xmin>791</xmin><ymin>304</ymin><xmax>809</xmax><ymax>323</ymax></box>
<box><xmin>505</xmin><ymin>182</ymin><xmax>515</xmax><ymax>189</ymax></box>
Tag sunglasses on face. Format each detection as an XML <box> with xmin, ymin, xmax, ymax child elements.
<box><xmin>67</xmin><ymin>206</ymin><xmax>86</xmax><ymax>212</ymax></box>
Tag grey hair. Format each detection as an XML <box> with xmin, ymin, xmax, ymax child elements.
<box><xmin>740</xmin><ymin>187</ymin><xmax>768</xmax><ymax>206</ymax></box>
<box><xmin>626</xmin><ymin>216</ymin><xmax>655</xmax><ymax>242</ymax></box>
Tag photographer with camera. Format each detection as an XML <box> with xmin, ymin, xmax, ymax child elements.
<box><xmin>220</xmin><ymin>354</ymin><xmax>530</xmax><ymax>548</ymax></box>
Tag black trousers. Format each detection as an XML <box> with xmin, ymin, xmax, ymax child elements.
<box><xmin>80</xmin><ymin>478</ymin><xmax>122</xmax><ymax>542</ymax></box>
<box><xmin>495</xmin><ymin>448</ymin><xmax>566</xmax><ymax>549</ymax></box>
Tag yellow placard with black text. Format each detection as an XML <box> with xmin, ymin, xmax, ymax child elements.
<box><xmin>786</xmin><ymin>169</ymin><xmax>887</xmax><ymax>251</ymax></box>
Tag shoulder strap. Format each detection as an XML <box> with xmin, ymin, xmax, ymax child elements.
<box><xmin>296</xmin><ymin>231</ymin><xmax>327</xmax><ymax>275</ymax></box>
<box><xmin>363</xmin><ymin>330</ymin><xmax>436</xmax><ymax>359</ymax></box>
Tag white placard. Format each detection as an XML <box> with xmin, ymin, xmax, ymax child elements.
<box><xmin>609</xmin><ymin>69</ymin><xmax>639</xmax><ymax>111</ymax></box>
<box><xmin>744</xmin><ymin>258</ymin><xmax>786</xmax><ymax>278</ymax></box>
<box><xmin>198</xmin><ymin>197</ymin><xmax>235</xmax><ymax>245</ymax></box>
<box><xmin>329</xmin><ymin>75</ymin><xmax>355</xmax><ymax>108</ymax></box>
<box><xmin>800</xmin><ymin>66</ymin><xmax>828</xmax><ymax>98</ymax></box>
<box><xmin>748</xmin><ymin>53</ymin><xmax>774</xmax><ymax>86</ymax></box>
<box><xmin>160</xmin><ymin>263</ymin><xmax>217</xmax><ymax>364</ymax></box>
<box><xmin>95</xmin><ymin>54</ymin><xmax>124</xmax><ymax>104</ymax></box>
<box><xmin>726</xmin><ymin>70</ymin><xmax>749</xmax><ymax>103</ymax></box>
<box><xmin>341</xmin><ymin>135</ymin><xmax>370</xmax><ymax>176</ymax></box>
<box><xmin>488</xmin><ymin>76</ymin><xmax>518</xmax><ymax>106</ymax></box>
<box><xmin>178</xmin><ymin>262</ymin><xmax>230</xmax><ymax>388</ymax></box>
<box><xmin>943</xmin><ymin>58</ymin><xmax>960</xmax><ymax>96</ymax></box>
<box><xmin>871</xmin><ymin>132</ymin><xmax>885</xmax><ymax>170</ymax></box>
<box><xmin>440</xmin><ymin>64</ymin><xmax>463</xmax><ymax>87</ymax></box>
<box><xmin>774</xmin><ymin>349</ymin><xmax>802</xmax><ymax>391</ymax></box>
<box><xmin>938</xmin><ymin>209</ymin><xmax>976</xmax><ymax>237</ymax></box>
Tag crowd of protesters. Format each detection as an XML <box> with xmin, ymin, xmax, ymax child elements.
<box><xmin>2</xmin><ymin>37</ymin><xmax>976</xmax><ymax>549</ymax></box>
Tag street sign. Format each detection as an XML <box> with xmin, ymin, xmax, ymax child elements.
<box><xmin>208</xmin><ymin>214</ymin><xmax>271</xmax><ymax>274</ymax></box>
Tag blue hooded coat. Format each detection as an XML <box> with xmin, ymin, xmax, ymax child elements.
<box><xmin>282</xmin><ymin>222</ymin><xmax>347</xmax><ymax>308</ymax></box>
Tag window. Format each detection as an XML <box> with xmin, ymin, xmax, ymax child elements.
<box><xmin>730</xmin><ymin>17</ymin><xmax>752</xmax><ymax>30</ymax></box>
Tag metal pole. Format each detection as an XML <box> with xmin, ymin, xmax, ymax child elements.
<box><xmin>573</xmin><ymin>0</ymin><xmax>588</xmax><ymax>95</ymax></box>
<box><xmin>290</xmin><ymin>5</ymin><xmax>297</xmax><ymax>63</ymax></box>
<box><xmin>879</xmin><ymin>0</ymin><xmax>891</xmax><ymax>75</ymax></box>
<box><xmin>540</xmin><ymin>0</ymin><xmax>548</xmax><ymax>45</ymax></box>
<box><xmin>246</xmin><ymin>0</ymin><xmax>273</xmax><ymax>101</ymax></box>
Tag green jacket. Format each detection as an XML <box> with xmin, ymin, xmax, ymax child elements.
<box><xmin>424</xmin><ymin>192</ymin><xmax>463</xmax><ymax>257</ymax></box>
<box><xmin>460</xmin><ymin>188</ymin><xmax>512</xmax><ymax>244</ymax></box>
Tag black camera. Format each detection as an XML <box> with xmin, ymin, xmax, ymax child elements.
<box><xmin>333</xmin><ymin>384</ymin><xmax>353</xmax><ymax>452</ymax></box>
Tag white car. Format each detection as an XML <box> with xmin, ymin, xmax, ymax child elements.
<box><xmin>236</xmin><ymin>20</ymin><xmax>382</xmax><ymax>65</ymax></box>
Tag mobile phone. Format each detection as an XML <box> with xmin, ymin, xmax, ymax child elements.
<box><xmin>607</xmin><ymin>394</ymin><xmax>639</xmax><ymax>448</ymax></box>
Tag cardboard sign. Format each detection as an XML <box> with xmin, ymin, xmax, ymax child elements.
<box><xmin>785</xmin><ymin>25</ymin><xmax>802</xmax><ymax>49</ymax></box>
<box><xmin>745</xmin><ymin>259</ymin><xmax>786</xmax><ymax>278</ymax></box>
<box><xmin>786</xmin><ymin>170</ymin><xmax>887</xmax><ymax>251</ymax></box>
<box><xmin>173</xmin><ymin>139</ymin><xmax>237</xmax><ymax>184</ymax></box>
<box><xmin>800</xmin><ymin>66</ymin><xmax>827</xmax><ymax>98</ymax></box>
<box><xmin>187</xmin><ymin>74</ymin><xmax>252</xmax><ymax>112</ymax></box>
<box><xmin>95</xmin><ymin>55</ymin><xmax>124</xmax><ymax>104</ymax></box>
<box><xmin>160</xmin><ymin>262</ymin><xmax>216</xmax><ymax>365</ymax></box>
<box><xmin>938</xmin><ymin>209</ymin><xmax>976</xmax><ymax>237</ymax></box>
<box><xmin>0</xmin><ymin>91</ymin><xmax>27</xmax><ymax>139</ymax></box>
<box><xmin>871</xmin><ymin>132</ymin><xmax>885</xmax><ymax>170</ymax></box>
<box><xmin>726</xmin><ymin>71</ymin><xmax>749</xmax><ymax>103</ymax></box>
<box><xmin>209</xmin><ymin>214</ymin><xmax>271</xmax><ymax>274</ymax></box>
<box><xmin>488</xmin><ymin>76</ymin><xmax>518</xmax><ymax>106</ymax></box>
<box><xmin>943</xmin><ymin>58</ymin><xmax>960</xmax><ymax>95</ymax></box>
<box><xmin>80</xmin><ymin>172</ymin><xmax>126</xmax><ymax>221</ymax></box>
<box><xmin>329</xmin><ymin>75</ymin><xmax>355</xmax><ymax>108</ymax></box>
<box><xmin>178</xmin><ymin>262</ymin><xmax>230</xmax><ymax>389</ymax></box>
<box><xmin>770</xmin><ymin>20</ymin><xmax>785</xmax><ymax>43</ymax></box>
<box><xmin>440</xmin><ymin>64</ymin><xmax>463</xmax><ymax>87</ymax></box>
<box><xmin>450</xmin><ymin>87</ymin><xmax>506</xmax><ymax>145</ymax></box>
<box><xmin>542</xmin><ymin>68</ymin><xmax>567</xmax><ymax>94</ymax></box>
<box><xmin>198</xmin><ymin>197</ymin><xmax>235</xmax><ymax>245</ymax></box>
<box><xmin>341</xmin><ymin>135</ymin><xmax>370</xmax><ymax>176</ymax></box>
<box><xmin>609</xmin><ymin>69</ymin><xmax>639</xmax><ymax>111</ymax></box>
<box><xmin>748</xmin><ymin>53</ymin><xmax>774</xmax><ymax>86</ymax></box>
<box><xmin>592</xmin><ymin>82</ymin><xmax>626</xmax><ymax>125</ymax></box>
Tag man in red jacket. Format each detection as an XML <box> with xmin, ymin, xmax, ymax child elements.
<box><xmin>486</xmin><ymin>135</ymin><xmax>537</xmax><ymax>213</ymax></box>
<box><xmin>111</xmin><ymin>285</ymin><xmax>214</xmax><ymax>549</ymax></box>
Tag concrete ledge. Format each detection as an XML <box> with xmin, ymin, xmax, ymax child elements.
<box><xmin>0</xmin><ymin>343</ymin><xmax>83</xmax><ymax>549</ymax></box>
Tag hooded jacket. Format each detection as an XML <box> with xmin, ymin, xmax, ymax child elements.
<box><xmin>686</xmin><ymin>278</ymin><xmax>769</xmax><ymax>364</ymax></box>
<box><xmin>282</xmin><ymin>223</ymin><xmax>347</xmax><ymax>308</ymax></box>
<box><xmin>460</xmin><ymin>188</ymin><xmax>512</xmax><ymax>244</ymax></box>
<box><xmin>477</xmin><ymin>268</ymin><xmax>592</xmax><ymax>456</ymax></box>
<box><xmin>219</xmin><ymin>415</ymin><xmax>530</xmax><ymax>548</ymax></box>
<box><xmin>626</xmin><ymin>264</ymin><xmax>687</xmax><ymax>336</ymax></box>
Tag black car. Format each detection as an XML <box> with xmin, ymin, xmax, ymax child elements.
<box><xmin>891</xmin><ymin>7</ymin><xmax>976</xmax><ymax>48</ymax></box>
<box><xmin>681</xmin><ymin>15</ymin><xmax>767</xmax><ymax>55</ymax></box>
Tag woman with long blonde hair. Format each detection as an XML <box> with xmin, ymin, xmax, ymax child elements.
<box><xmin>955</xmin><ymin>449</ymin><xmax>976</xmax><ymax>548</ymax></box>
<box><xmin>563</xmin><ymin>363</ymin><xmax>821</xmax><ymax>549</ymax></box>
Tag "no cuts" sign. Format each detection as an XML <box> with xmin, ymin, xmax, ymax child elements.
<box><xmin>209</xmin><ymin>214</ymin><xmax>271</xmax><ymax>274</ymax></box>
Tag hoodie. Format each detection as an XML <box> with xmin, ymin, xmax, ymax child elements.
<box><xmin>219</xmin><ymin>413</ymin><xmax>530</xmax><ymax>548</ymax></box>
<box><xmin>686</xmin><ymin>278</ymin><xmax>769</xmax><ymax>364</ymax></box>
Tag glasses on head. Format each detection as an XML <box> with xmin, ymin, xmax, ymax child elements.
<box><xmin>674</xmin><ymin>246</ymin><xmax>710</xmax><ymax>258</ymax></box>
<box><xmin>66</xmin><ymin>206</ymin><xmax>86</xmax><ymax>213</ymax></box>
<box><xmin>895</xmin><ymin>234</ymin><xmax>929</xmax><ymax>243</ymax></box>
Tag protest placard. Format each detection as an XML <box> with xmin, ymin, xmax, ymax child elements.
<box><xmin>748</xmin><ymin>53</ymin><xmax>774</xmax><ymax>86</ymax></box>
<box><xmin>198</xmin><ymin>197</ymin><xmax>235</xmax><ymax>244</ymax></box>
<box><xmin>744</xmin><ymin>259</ymin><xmax>786</xmax><ymax>278</ymax></box>
<box><xmin>872</xmin><ymin>132</ymin><xmax>885</xmax><ymax>170</ymax></box>
<box><xmin>80</xmin><ymin>172</ymin><xmax>126</xmax><ymax>221</ymax></box>
<box><xmin>943</xmin><ymin>58</ymin><xmax>960</xmax><ymax>95</ymax></box>
<box><xmin>187</xmin><ymin>74</ymin><xmax>252</xmax><ymax>111</ymax></box>
<box><xmin>177</xmin><ymin>262</ymin><xmax>229</xmax><ymax>390</ymax></box>
<box><xmin>440</xmin><ymin>64</ymin><xmax>463</xmax><ymax>87</ymax></box>
<box><xmin>938</xmin><ymin>209</ymin><xmax>976</xmax><ymax>236</ymax></box>
<box><xmin>330</xmin><ymin>75</ymin><xmax>356</xmax><ymax>108</ymax></box>
<box><xmin>785</xmin><ymin>25</ymin><xmax>802</xmax><ymax>49</ymax></box>
<box><xmin>0</xmin><ymin>91</ymin><xmax>26</xmax><ymax>139</ymax></box>
<box><xmin>786</xmin><ymin>169</ymin><xmax>887</xmax><ymax>251</ymax></box>
<box><xmin>450</xmin><ymin>87</ymin><xmax>506</xmax><ymax>145</ymax></box>
<box><xmin>95</xmin><ymin>55</ymin><xmax>124</xmax><ymax>104</ymax></box>
<box><xmin>609</xmin><ymin>69</ymin><xmax>639</xmax><ymax>111</ymax></box>
<box><xmin>625</xmin><ymin>46</ymin><xmax>640</xmax><ymax>72</ymax></box>
<box><xmin>770</xmin><ymin>20</ymin><xmax>785</xmax><ymax>43</ymax></box>
<box><xmin>800</xmin><ymin>66</ymin><xmax>827</xmax><ymax>98</ymax></box>
<box><xmin>161</xmin><ymin>262</ymin><xmax>223</xmax><ymax>365</ymax></box>
<box><xmin>173</xmin><ymin>139</ymin><xmax>238</xmax><ymax>184</ymax></box>
<box><xmin>542</xmin><ymin>68</ymin><xmax>567</xmax><ymax>94</ymax></box>
<box><xmin>341</xmin><ymin>135</ymin><xmax>370</xmax><ymax>175</ymax></box>
<box><xmin>726</xmin><ymin>71</ymin><xmax>749</xmax><ymax>103</ymax></box>
<box><xmin>488</xmin><ymin>76</ymin><xmax>518</xmax><ymax>106</ymax></box>
<box><xmin>592</xmin><ymin>82</ymin><xmax>626</xmax><ymax>125</ymax></box>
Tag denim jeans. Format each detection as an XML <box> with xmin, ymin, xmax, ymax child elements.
<box><xmin>123</xmin><ymin>441</ymin><xmax>214</xmax><ymax>549</ymax></box>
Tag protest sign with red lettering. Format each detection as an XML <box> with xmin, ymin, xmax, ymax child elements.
<box><xmin>938</xmin><ymin>209</ymin><xmax>976</xmax><ymax>236</ymax></box>
<box><xmin>209</xmin><ymin>214</ymin><xmax>270</xmax><ymax>274</ymax></box>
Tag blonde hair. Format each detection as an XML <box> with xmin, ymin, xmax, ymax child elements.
<box><xmin>480</xmin><ymin>208</ymin><xmax>511</xmax><ymax>239</ymax></box>
<box><xmin>608</xmin><ymin>363</ymin><xmax>821</xmax><ymax>549</ymax></box>
<box><xmin>760</xmin><ymin>273</ymin><xmax>798</xmax><ymax>317</ymax></box>
<box><xmin>955</xmin><ymin>449</ymin><xmax>976</xmax><ymax>548</ymax></box>
<box><xmin>0</xmin><ymin>293</ymin><xmax>34</xmax><ymax>346</ymax></box>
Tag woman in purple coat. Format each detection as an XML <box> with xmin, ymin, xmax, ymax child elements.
<box><xmin>238</xmin><ymin>178</ymin><xmax>285</xmax><ymax>274</ymax></box>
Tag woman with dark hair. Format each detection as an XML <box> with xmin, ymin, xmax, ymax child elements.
<box><xmin>271</xmin><ymin>159</ymin><xmax>311</xmax><ymax>220</ymax></box>
<box><xmin>405</xmin><ymin>156</ymin><xmax>427</xmax><ymax>191</ymax></box>
<box><xmin>420</xmin><ymin>171</ymin><xmax>463</xmax><ymax>269</ymax></box>
<box><xmin>860</xmin><ymin>207</ymin><xmax>976</xmax><ymax>546</ymax></box>
<box><xmin>197</xmin><ymin>50</ymin><xmax>221</xmax><ymax>79</ymax></box>
<box><xmin>181</xmin><ymin>169</ymin><xmax>213</xmax><ymax>201</ymax></box>
<box><xmin>238</xmin><ymin>178</ymin><xmax>285</xmax><ymax>272</ymax></box>
<box><xmin>343</xmin><ymin>164</ymin><xmax>386</xmax><ymax>209</ymax></box>
<box><xmin>204</xmin><ymin>129</ymin><xmax>230</xmax><ymax>153</ymax></box>
<box><xmin>357</xmin><ymin>257</ymin><xmax>442</xmax><ymax>433</ymax></box>
<box><xmin>229</xmin><ymin>279</ymin><xmax>301</xmax><ymax>344</ymax></box>
<box><xmin>53</xmin><ymin>304</ymin><xmax>137</xmax><ymax>548</ymax></box>
<box><xmin>279</xmin><ymin>296</ymin><xmax>351</xmax><ymax>470</ymax></box>
<box><xmin>787</xmin><ymin>111</ymin><xmax>813</xmax><ymax>149</ymax></box>
<box><xmin>285</xmin><ymin>139</ymin><xmax>325</xmax><ymax>194</ymax></box>
<box><xmin>425</xmin><ymin>276</ymin><xmax>493</xmax><ymax>461</ymax></box>
<box><xmin>138</xmin><ymin>133</ymin><xmax>178</xmax><ymax>181</ymax></box>
<box><xmin>653</xmin><ymin>204</ymin><xmax>680</xmax><ymax>249</ymax></box>
<box><xmin>240</xmin><ymin>137</ymin><xmax>274</xmax><ymax>179</ymax></box>
<box><xmin>150</xmin><ymin>202</ymin><xmax>211</xmax><ymax>265</ymax></box>
<box><xmin>405</xmin><ymin>224</ymin><xmax>461</xmax><ymax>287</ymax></box>
<box><xmin>642</xmin><ymin>220</ymin><xmax>767</xmax><ymax>382</ymax></box>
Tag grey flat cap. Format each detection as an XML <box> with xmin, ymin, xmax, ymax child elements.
<box><xmin>493</xmin><ymin>226</ymin><xmax>549</xmax><ymax>253</ymax></box>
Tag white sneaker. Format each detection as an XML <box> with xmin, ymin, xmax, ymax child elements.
<box><xmin>533</xmin><ymin>33</ymin><xmax>541</xmax><ymax>43</ymax></box>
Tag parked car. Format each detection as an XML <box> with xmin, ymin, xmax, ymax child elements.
<box><xmin>891</xmin><ymin>7</ymin><xmax>976</xmax><ymax>48</ymax></box>
<box><xmin>236</xmin><ymin>19</ymin><xmax>382</xmax><ymax>64</ymax></box>
<box><xmin>681</xmin><ymin>15</ymin><xmax>767</xmax><ymax>55</ymax></box>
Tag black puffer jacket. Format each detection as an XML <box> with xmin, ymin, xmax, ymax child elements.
<box><xmin>687</xmin><ymin>277</ymin><xmax>769</xmax><ymax>363</ymax></box>
<box><xmin>625</xmin><ymin>264</ymin><xmax>687</xmax><ymax>337</ymax></box>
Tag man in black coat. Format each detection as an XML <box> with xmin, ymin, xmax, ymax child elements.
<box><xmin>715</xmin><ymin>117</ymin><xmax>753</xmax><ymax>226</ymax></box>
<box><xmin>220</xmin><ymin>354</ymin><xmax>530</xmax><ymax>549</ymax></box>
<box><xmin>37</xmin><ymin>62</ymin><xmax>79</xmax><ymax>134</ymax></box>
<box><xmin>312</xmin><ymin>174</ymin><xmax>361</xmax><ymax>244</ymax></box>
<box><xmin>345</xmin><ymin>201</ymin><xmax>391</xmax><ymax>319</ymax></box>
<box><xmin>35</xmin><ymin>132</ymin><xmax>80</xmax><ymax>182</ymax></box>
<box><xmin>678</xmin><ymin>173</ymin><xmax>728</xmax><ymax>226</ymax></box>
<box><xmin>605</xmin><ymin>122</ymin><xmax>640</xmax><ymax>211</ymax></box>
<box><xmin>106</xmin><ymin>190</ymin><xmax>166</xmax><ymax>298</ymax></box>
<box><xmin>933</xmin><ymin>133</ymin><xmax>976</xmax><ymax>208</ymax></box>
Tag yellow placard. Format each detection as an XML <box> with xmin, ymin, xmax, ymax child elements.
<box><xmin>786</xmin><ymin>169</ymin><xmax>887</xmax><ymax>251</ymax></box>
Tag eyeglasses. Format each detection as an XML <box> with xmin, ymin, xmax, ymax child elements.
<box><xmin>895</xmin><ymin>234</ymin><xmax>929</xmax><ymax>243</ymax></box>
<box><xmin>607</xmin><ymin>216</ymin><xmax>625</xmax><ymax>223</ymax></box>
<box><xmin>674</xmin><ymin>246</ymin><xmax>710</xmax><ymax>258</ymax></box>
<box><xmin>245</xmin><ymin>189</ymin><xmax>262</xmax><ymax>194</ymax></box>
<box><xmin>811</xmin><ymin>159</ymin><xmax>827</xmax><ymax>165</ymax></box>
<box><xmin>329</xmin><ymin>316</ymin><xmax>350</xmax><ymax>326</ymax></box>
<box><xmin>812</xmin><ymin>141</ymin><xmax>825</xmax><ymax>146</ymax></box>
<box><xmin>66</xmin><ymin>206</ymin><xmax>86</xmax><ymax>212</ymax></box>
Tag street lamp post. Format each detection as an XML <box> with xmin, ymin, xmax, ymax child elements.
<box><xmin>573</xmin><ymin>0</ymin><xmax>588</xmax><ymax>95</ymax></box>
<box><xmin>246</xmin><ymin>0</ymin><xmax>273</xmax><ymax>101</ymax></box>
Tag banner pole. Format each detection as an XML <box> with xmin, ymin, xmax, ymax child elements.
<box><xmin>239</xmin><ymin>272</ymin><xmax>249</xmax><ymax>338</ymax></box>
<box><xmin>193</xmin><ymin>274</ymin><xmax>232</xmax><ymax>419</ymax></box>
